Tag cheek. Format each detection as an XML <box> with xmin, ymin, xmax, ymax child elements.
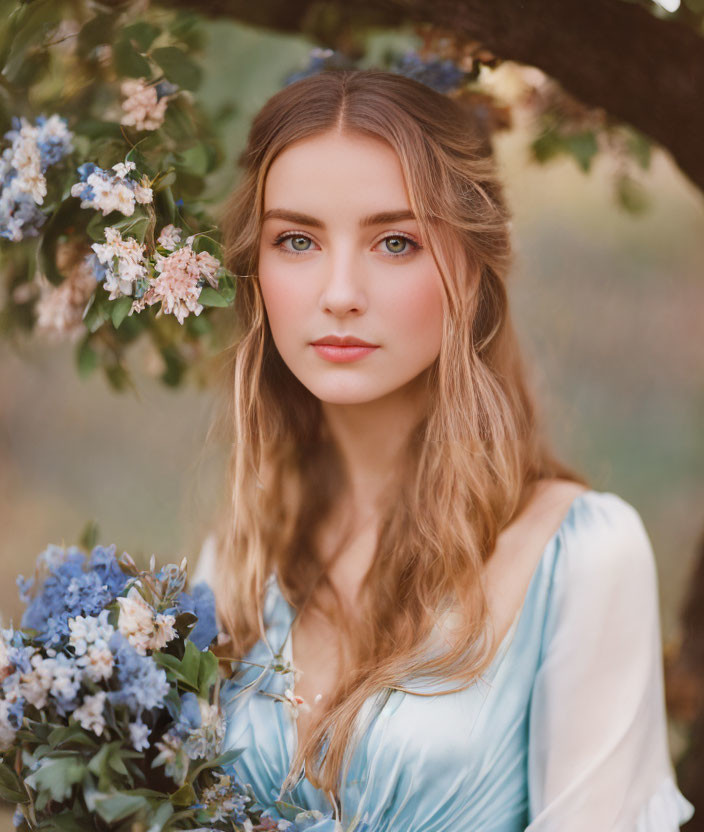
<box><xmin>258</xmin><ymin>269</ymin><xmax>308</xmax><ymax>344</ymax></box>
<box><xmin>382</xmin><ymin>269</ymin><xmax>444</xmax><ymax>354</ymax></box>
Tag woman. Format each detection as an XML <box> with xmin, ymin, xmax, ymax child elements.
<box><xmin>194</xmin><ymin>69</ymin><xmax>695</xmax><ymax>830</ymax></box>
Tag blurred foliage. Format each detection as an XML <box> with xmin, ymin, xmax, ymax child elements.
<box><xmin>0</xmin><ymin>1</ymin><xmax>678</xmax><ymax>393</ymax></box>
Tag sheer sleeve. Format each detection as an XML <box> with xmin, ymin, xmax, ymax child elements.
<box><xmin>192</xmin><ymin>531</ymin><xmax>217</xmax><ymax>588</ymax></box>
<box><xmin>526</xmin><ymin>493</ymin><xmax>695</xmax><ymax>831</ymax></box>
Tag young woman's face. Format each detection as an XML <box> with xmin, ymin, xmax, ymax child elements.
<box><xmin>258</xmin><ymin>130</ymin><xmax>445</xmax><ymax>405</ymax></box>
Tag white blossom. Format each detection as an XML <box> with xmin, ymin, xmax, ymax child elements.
<box><xmin>116</xmin><ymin>585</ymin><xmax>177</xmax><ymax>655</ymax></box>
<box><xmin>72</xmin><ymin>691</ymin><xmax>107</xmax><ymax>736</ymax></box>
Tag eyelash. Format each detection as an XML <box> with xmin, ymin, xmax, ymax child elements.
<box><xmin>271</xmin><ymin>231</ymin><xmax>422</xmax><ymax>259</ymax></box>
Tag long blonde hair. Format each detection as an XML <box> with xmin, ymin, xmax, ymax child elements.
<box><xmin>210</xmin><ymin>68</ymin><xmax>586</xmax><ymax>800</ymax></box>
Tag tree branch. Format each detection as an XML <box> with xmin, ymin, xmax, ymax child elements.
<box><xmin>151</xmin><ymin>0</ymin><xmax>704</xmax><ymax>192</ymax></box>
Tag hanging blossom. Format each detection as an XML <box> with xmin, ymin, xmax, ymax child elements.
<box><xmin>120</xmin><ymin>78</ymin><xmax>178</xmax><ymax>132</ymax></box>
<box><xmin>0</xmin><ymin>114</ymin><xmax>73</xmax><ymax>242</ymax></box>
<box><xmin>71</xmin><ymin>160</ymin><xmax>153</xmax><ymax>217</ymax></box>
<box><xmin>33</xmin><ymin>240</ymin><xmax>101</xmax><ymax>342</ymax></box>
<box><xmin>90</xmin><ymin>226</ymin><xmax>149</xmax><ymax>300</ymax></box>
<box><xmin>130</xmin><ymin>224</ymin><xmax>221</xmax><ymax>324</ymax></box>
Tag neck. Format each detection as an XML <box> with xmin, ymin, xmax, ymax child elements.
<box><xmin>320</xmin><ymin>368</ymin><xmax>431</xmax><ymax>520</ymax></box>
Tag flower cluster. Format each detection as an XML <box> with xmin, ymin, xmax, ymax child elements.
<box><xmin>0</xmin><ymin>115</ymin><xmax>73</xmax><ymax>241</ymax></box>
<box><xmin>70</xmin><ymin>160</ymin><xmax>153</xmax><ymax>216</ymax></box>
<box><xmin>120</xmin><ymin>77</ymin><xmax>178</xmax><ymax>132</ymax></box>
<box><xmin>2</xmin><ymin>542</ymin><xmax>262</xmax><ymax>830</ymax></box>
<box><xmin>32</xmin><ymin>240</ymin><xmax>101</xmax><ymax>342</ymax></box>
<box><xmin>88</xmin><ymin>222</ymin><xmax>221</xmax><ymax>324</ymax></box>
<box><xmin>388</xmin><ymin>50</ymin><xmax>470</xmax><ymax>94</ymax></box>
<box><xmin>1</xmin><ymin>104</ymin><xmax>233</xmax><ymax>386</ymax></box>
<box><xmin>131</xmin><ymin>225</ymin><xmax>221</xmax><ymax>323</ymax></box>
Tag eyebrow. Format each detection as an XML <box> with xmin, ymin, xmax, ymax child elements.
<box><xmin>261</xmin><ymin>208</ymin><xmax>416</xmax><ymax>228</ymax></box>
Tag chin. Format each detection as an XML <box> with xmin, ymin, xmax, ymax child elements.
<box><xmin>303</xmin><ymin>377</ymin><xmax>397</xmax><ymax>406</ymax></box>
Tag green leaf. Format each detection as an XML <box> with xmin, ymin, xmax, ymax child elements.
<box><xmin>9</xmin><ymin>49</ymin><xmax>50</xmax><ymax>87</ymax></box>
<box><xmin>198</xmin><ymin>747</ymin><xmax>244</xmax><ymax>771</ymax></box>
<box><xmin>175</xmin><ymin>144</ymin><xmax>208</xmax><ymax>177</ymax></box>
<box><xmin>143</xmin><ymin>801</ymin><xmax>174</xmax><ymax>831</ymax></box>
<box><xmin>626</xmin><ymin>130</ymin><xmax>651</xmax><ymax>170</ymax></box>
<box><xmin>152</xmin><ymin>46</ymin><xmax>201</xmax><ymax>91</ymax></box>
<box><xmin>158</xmin><ymin>345</ymin><xmax>186</xmax><ymax>388</ymax></box>
<box><xmin>48</xmin><ymin>723</ymin><xmax>99</xmax><ymax>750</ymax></box>
<box><xmin>113</xmin><ymin>35</ymin><xmax>152</xmax><ymax>79</ymax></box>
<box><xmin>615</xmin><ymin>174</ymin><xmax>650</xmax><ymax>214</ymax></box>
<box><xmin>112</xmin><ymin>215</ymin><xmax>150</xmax><ymax>244</ymax></box>
<box><xmin>38</xmin><ymin>199</ymin><xmax>83</xmax><ymax>286</ymax></box>
<box><xmin>198</xmin><ymin>287</ymin><xmax>230</xmax><ymax>308</ymax></box>
<box><xmin>191</xmin><ymin>235</ymin><xmax>221</xmax><ymax>258</ymax></box>
<box><xmin>154</xmin><ymin>170</ymin><xmax>177</xmax><ymax>193</ymax></box>
<box><xmin>531</xmin><ymin>129</ymin><xmax>562</xmax><ymax>165</ymax></box>
<box><xmin>157</xmin><ymin>185</ymin><xmax>177</xmax><ymax>225</ymax></box>
<box><xmin>76</xmin><ymin>336</ymin><xmax>99</xmax><ymax>377</ymax></box>
<box><xmin>184</xmin><ymin>313</ymin><xmax>212</xmax><ymax>337</ymax></box>
<box><xmin>562</xmin><ymin>131</ymin><xmax>599</xmax><ymax>172</ymax></box>
<box><xmin>83</xmin><ymin>297</ymin><xmax>110</xmax><ymax>334</ymax></box>
<box><xmin>77</xmin><ymin>13</ymin><xmax>117</xmax><ymax>58</ymax></box>
<box><xmin>72</xmin><ymin>119</ymin><xmax>123</xmax><ymax>140</ymax></box>
<box><xmin>25</xmin><ymin>757</ymin><xmax>86</xmax><ymax>802</ymax></box>
<box><xmin>94</xmin><ymin>792</ymin><xmax>149</xmax><ymax>823</ymax></box>
<box><xmin>104</xmin><ymin>363</ymin><xmax>133</xmax><ymax>392</ymax></box>
<box><xmin>2</xmin><ymin>2</ymin><xmax>61</xmax><ymax>83</ymax></box>
<box><xmin>153</xmin><ymin>650</ymin><xmax>197</xmax><ymax>689</ymax></box>
<box><xmin>110</xmin><ymin>295</ymin><xmax>134</xmax><ymax>329</ymax></box>
<box><xmin>170</xmin><ymin>781</ymin><xmax>196</xmax><ymax>807</ymax></box>
<box><xmin>197</xmin><ymin>649</ymin><xmax>218</xmax><ymax>698</ymax></box>
<box><xmin>123</xmin><ymin>21</ymin><xmax>161</xmax><ymax>52</ymax></box>
<box><xmin>274</xmin><ymin>800</ymin><xmax>309</xmax><ymax>821</ymax></box>
<box><xmin>86</xmin><ymin>211</ymin><xmax>108</xmax><ymax>242</ymax></box>
<box><xmin>78</xmin><ymin>519</ymin><xmax>100</xmax><ymax>551</ymax></box>
<box><xmin>0</xmin><ymin>762</ymin><xmax>28</xmax><ymax>803</ymax></box>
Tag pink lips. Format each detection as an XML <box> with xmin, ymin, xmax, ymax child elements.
<box><xmin>310</xmin><ymin>334</ymin><xmax>379</xmax><ymax>363</ymax></box>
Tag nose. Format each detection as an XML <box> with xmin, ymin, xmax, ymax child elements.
<box><xmin>318</xmin><ymin>245</ymin><xmax>367</xmax><ymax>317</ymax></box>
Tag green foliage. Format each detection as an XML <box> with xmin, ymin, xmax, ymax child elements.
<box><xmin>0</xmin><ymin>0</ymin><xmax>238</xmax><ymax>394</ymax></box>
<box><xmin>0</xmin><ymin>0</ymin><xmax>665</xmax><ymax>397</ymax></box>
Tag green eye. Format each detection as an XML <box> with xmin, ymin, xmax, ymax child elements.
<box><xmin>290</xmin><ymin>236</ymin><xmax>311</xmax><ymax>251</ymax></box>
<box><xmin>384</xmin><ymin>236</ymin><xmax>408</xmax><ymax>254</ymax></box>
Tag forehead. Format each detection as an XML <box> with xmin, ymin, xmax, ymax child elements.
<box><xmin>262</xmin><ymin>131</ymin><xmax>413</xmax><ymax>217</ymax></box>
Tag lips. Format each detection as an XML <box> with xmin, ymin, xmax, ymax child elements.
<box><xmin>310</xmin><ymin>334</ymin><xmax>378</xmax><ymax>347</ymax></box>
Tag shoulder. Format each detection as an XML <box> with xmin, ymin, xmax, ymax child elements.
<box><xmin>542</xmin><ymin>488</ymin><xmax>661</xmax><ymax>659</ymax></box>
<box><xmin>553</xmin><ymin>488</ymin><xmax>657</xmax><ymax>593</ymax></box>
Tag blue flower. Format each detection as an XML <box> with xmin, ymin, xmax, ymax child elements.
<box><xmin>18</xmin><ymin>546</ymin><xmax>113</xmax><ymax>647</ymax></box>
<box><xmin>88</xmin><ymin>544</ymin><xmax>129</xmax><ymax>597</ymax></box>
<box><xmin>35</xmin><ymin>115</ymin><xmax>73</xmax><ymax>169</ymax></box>
<box><xmin>85</xmin><ymin>251</ymin><xmax>107</xmax><ymax>282</ymax></box>
<box><xmin>5</xmin><ymin>697</ymin><xmax>25</xmax><ymax>730</ymax></box>
<box><xmin>155</xmin><ymin>80</ymin><xmax>179</xmax><ymax>100</ymax></box>
<box><xmin>282</xmin><ymin>48</ymin><xmax>354</xmax><ymax>87</ymax></box>
<box><xmin>173</xmin><ymin>691</ymin><xmax>201</xmax><ymax>737</ymax></box>
<box><xmin>390</xmin><ymin>51</ymin><xmax>468</xmax><ymax>94</ymax></box>
<box><xmin>0</xmin><ymin>189</ymin><xmax>48</xmax><ymax>242</ymax></box>
<box><xmin>173</xmin><ymin>582</ymin><xmax>218</xmax><ymax>650</ymax></box>
<box><xmin>77</xmin><ymin>162</ymin><xmax>98</xmax><ymax>182</ymax></box>
<box><xmin>108</xmin><ymin>631</ymin><xmax>170</xmax><ymax>715</ymax></box>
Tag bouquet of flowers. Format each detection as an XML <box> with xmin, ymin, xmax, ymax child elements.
<box><xmin>0</xmin><ymin>542</ymin><xmax>341</xmax><ymax>831</ymax></box>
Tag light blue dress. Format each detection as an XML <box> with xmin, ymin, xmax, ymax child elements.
<box><xmin>200</xmin><ymin>490</ymin><xmax>696</xmax><ymax>831</ymax></box>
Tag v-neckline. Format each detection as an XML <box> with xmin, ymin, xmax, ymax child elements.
<box><xmin>269</xmin><ymin>488</ymin><xmax>594</xmax><ymax>790</ymax></box>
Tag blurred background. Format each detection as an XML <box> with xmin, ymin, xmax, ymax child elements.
<box><xmin>0</xmin><ymin>2</ymin><xmax>703</xmax><ymax>828</ymax></box>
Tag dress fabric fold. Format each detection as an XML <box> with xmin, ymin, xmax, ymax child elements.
<box><xmin>194</xmin><ymin>489</ymin><xmax>696</xmax><ymax>832</ymax></box>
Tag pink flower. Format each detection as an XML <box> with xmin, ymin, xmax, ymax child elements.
<box><xmin>131</xmin><ymin>242</ymin><xmax>223</xmax><ymax>323</ymax></box>
<box><xmin>120</xmin><ymin>79</ymin><xmax>169</xmax><ymax>131</ymax></box>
